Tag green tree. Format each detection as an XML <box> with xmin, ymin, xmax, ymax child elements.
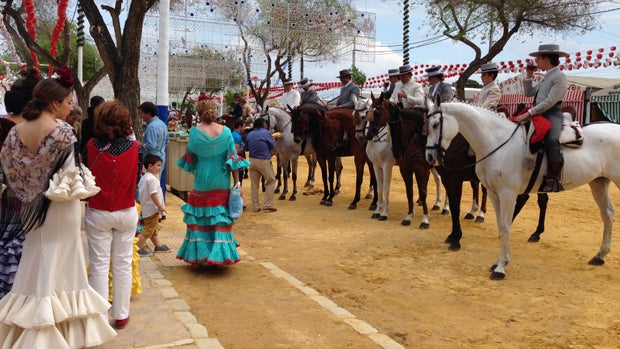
<box><xmin>413</xmin><ymin>0</ymin><xmax>606</xmax><ymax>100</ymax></box>
<box><xmin>351</xmin><ymin>65</ymin><xmax>367</xmax><ymax>89</ymax></box>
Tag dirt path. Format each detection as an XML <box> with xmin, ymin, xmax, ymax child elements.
<box><xmin>160</xmin><ymin>157</ymin><xmax>620</xmax><ymax>348</ymax></box>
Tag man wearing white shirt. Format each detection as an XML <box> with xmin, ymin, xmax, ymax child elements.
<box><xmin>389</xmin><ymin>65</ymin><xmax>425</xmax><ymax>108</ymax></box>
<box><xmin>476</xmin><ymin>62</ymin><xmax>501</xmax><ymax>110</ymax></box>
<box><xmin>278</xmin><ymin>78</ymin><xmax>300</xmax><ymax>110</ymax></box>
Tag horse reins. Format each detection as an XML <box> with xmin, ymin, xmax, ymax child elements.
<box><xmin>426</xmin><ymin>109</ymin><xmax>521</xmax><ymax>170</ymax></box>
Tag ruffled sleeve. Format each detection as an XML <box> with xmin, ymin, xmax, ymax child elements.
<box><xmin>177</xmin><ymin>150</ymin><xmax>197</xmax><ymax>173</ymax></box>
<box><xmin>225</xmin><ymin>154</ymin><xmax>251</xmax><ymax>171</ymax></box>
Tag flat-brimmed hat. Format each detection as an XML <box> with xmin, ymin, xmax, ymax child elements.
<box><xmin>388</xmin><ymin>68</ymin><xmax>400</xmax><ymax>77</ymax></box>
<box><xmin>529</xmin><ymin>44</ymin><xmax>568</xmax><ymax>58</ymax></box>
<box><xmin>398</xmin><ymin>65</ymin><xmax>413</xmax><ymax>75</ymax></box>
<box><xmin>282</xmin><ymin>78</ymin><xmax>293</xmax><ymax>85</ymax></box>
<box><xmin>477</xmin><ymin>62</ymin><xmax>499</xmax><ymax>73</ymax></box>
<box><xmin>337</xmin><ymin>69</ymin><xmax>352</xmax><ymax>78</ymax></box>
<box><xmin>424</xmin><ymin>66</ymin><xmax>444</xmax><ymax>77</ymax></box>
<box><xmin>299</xmin><ymin>77</ymin><xmax>313</xmax><ymax>88</ymax></box>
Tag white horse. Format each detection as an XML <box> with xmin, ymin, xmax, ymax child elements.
<box><xmin>258</xmin><ymin>106</ymin><xmax>318</xmax><ymax>201</ymax></box>
<box><xmin>425</xmin><ymin>101</ymin><xmax>620</xmax><ymax>279</ymax></box>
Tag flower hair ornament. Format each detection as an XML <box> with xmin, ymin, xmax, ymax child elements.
<box><xmin>51</xmin><ymin>66</ymin><xmax>74</xmax><ymax>88</ymax></box>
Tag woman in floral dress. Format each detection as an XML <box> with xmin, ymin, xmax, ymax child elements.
<box><xmin>0</xmin><ymin>68</ymin><xmax>116</xmax><ymax>347</ymax></box>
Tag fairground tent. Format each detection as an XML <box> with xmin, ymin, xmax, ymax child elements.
<box><xmin>589</xmin><ymin>83</ymin><xmax>620</xmax><ymax>123</ymax></box>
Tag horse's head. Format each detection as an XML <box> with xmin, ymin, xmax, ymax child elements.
<box><xmin>424</xmin><ymin>103</ymin><xmax>458</xmax><ymax>166</ymax></box>
<box><xmin>291</xmin><ymin>104</ymin><xmax>319</xmax><ymax>144</ymax></box>
<box><xmin>353</xmin><ymin>95</ymin><xmax>372</xmax><ymax>142</ymax></box>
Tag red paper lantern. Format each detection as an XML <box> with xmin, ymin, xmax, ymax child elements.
<box><xmin>587</xmin><ymin>50</ymin><xmax>592</xmax><ymax>54</ymax></box>
<box><xmin>575</xmin><ymin>52</ymin><xmax>581</xmax><ymax>57</ymax></box>
<box><xmin>599</xmin><ymin>48</ymin><xmax>605</xmax><ymax>52</ymax></box>
<box><xmin>610</xmin><ymin>52</ymin><xmax>615</xmax><ymax>57</ymax></box>
<box><xmin>597</xmin><ymin>53</ymin><xmax>603</xmax><ymax>59</ymax></box>
<box><xmin>611</xmin><ymin>46</ymin><xmax>616</xmax><ymax>51</ymax></box>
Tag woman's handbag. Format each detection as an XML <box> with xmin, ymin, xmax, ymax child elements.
<box><xmin>228</xmin><ymin>182</ymin><xmax>243</xmax><ymax>219</ymax></box>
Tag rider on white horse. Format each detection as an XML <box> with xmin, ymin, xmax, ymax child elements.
<box><xmin>514</xmin><ymin>44</ymin><xmax>569</xmax><ymax>193</ymax></box>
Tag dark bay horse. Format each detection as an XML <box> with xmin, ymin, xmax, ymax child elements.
<box><xmin>371</xmin><ymin>96</ymin><xmax>434</xmax><ymax>228</ymax></box>
<box><xmin>291</xmin><ymin>103</ymin><xmax>377</xmax><ymax>209</ymax></box>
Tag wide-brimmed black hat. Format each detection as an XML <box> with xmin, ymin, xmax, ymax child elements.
<box><xmin>337</xmin><ymin>69</ymin><xmax>352</xmax><ymax>78</ymax></box>
<box><xmin>423</xmin><ymin>66</ymin><xmax>444</xmax><ymax>77</ymax></box>
<box><xmin>282</xmin><ymin>78</ymin><xmax>293</xmax><ymax>85</ymax></box>
<box><xmin>398</xmin><ymin>65</ymin><xmax>413</xmax><ymax>75</ymax></box>
<box><xmin>388</xmin><ymin>68</ymin><xmax>400</xmax><ymax>77</ymax></box>
<box><xmin>299</xmin><ymin>77</ymin><xmax>313</xmax><ymax>88</ymax></box>
<box><xmin>529</xmin><ymin>44</ymin><xmax>568</xmax><ymax>58</ymax></box>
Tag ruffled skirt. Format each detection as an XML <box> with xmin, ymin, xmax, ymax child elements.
<box><xmin>0</xmin><ymin>219</ymin><xmax>24</xmax><ymax>299</ymax></box>
<box><xmin>0</xmin><ymin>199</ymin><xmax>116</xmax><ymax>348</ymax></box>
<box><xmin>176</xmin><ymin>189</ymin><xmax>241</xmax><ymax>265</ymax></box>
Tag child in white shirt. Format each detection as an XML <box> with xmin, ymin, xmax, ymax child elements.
<box><xmin>137</xmin><ymin>154</ymin><xmax>170</xmax><ymax>256</ymax></box>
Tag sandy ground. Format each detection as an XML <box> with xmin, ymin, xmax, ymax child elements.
<box><xmin>159</xmin><ymin>157</ymin><xmax>620</xmax><ymax>349</ymax></box>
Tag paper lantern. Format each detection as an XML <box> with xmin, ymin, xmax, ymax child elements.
<box><xmin>599</xmin><ymin>48</ymin><xmax>605</xmax><ymax>52</ymax></box>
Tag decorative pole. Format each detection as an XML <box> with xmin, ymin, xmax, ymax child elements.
<box><xmin>77</xmin><ymin>3</ymin><xmax>85</xmax><ymax>83</ymax></box>
<box><xmin>157</xmin><ymin>0</ymin><xmax>170</xmax><ymax>195</ymax></box>
<box><xmin>403</xmin><ymin>0</ymin><xmax>410</xmax><ymax>65</ymax></box>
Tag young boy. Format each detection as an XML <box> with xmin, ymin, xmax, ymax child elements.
<box><xmin>137</xmin><ymin>154</ymin><xmax>171</xmax><ymax>256</ymax></box>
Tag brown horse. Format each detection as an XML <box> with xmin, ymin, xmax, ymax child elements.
<box><xmin>291</xmin><ymin>103</ymin><xmax>377</xmax><ymax>209</ymax></box>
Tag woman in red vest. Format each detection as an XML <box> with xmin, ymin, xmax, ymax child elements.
<box><xmin>85</xmin><ymin>100</ymin><xmax>140</xmax><ymax>330</ymax></box>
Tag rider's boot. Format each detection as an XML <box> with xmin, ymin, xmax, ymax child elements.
<box><xmin>539</xmin><ymin>161</ymin><xmax>564</xmax><ymax>192</ymax></box>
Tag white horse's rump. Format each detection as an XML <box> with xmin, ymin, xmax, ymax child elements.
<box><xmin>425</xmin><ymin>102</ymin><xmax>620</xmax><ymax>279</ymax></box>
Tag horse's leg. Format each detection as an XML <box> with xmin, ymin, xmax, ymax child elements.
<box><xmin>278</xmin><ymin>157</ymin><xmax>289</xmax><ymax>200</ymax></box>
<box><xmin>325</xmin><ymin>155</ymin><xmax>337</xmax><ymax>206</ymax></box>
<box><xmin>318</xmin><ymin>156</ymin><xmax>329</xmax><ymax>205</ymax></box>
<box><xmin>528</xmin><ymin>193</ymin><xmax>548</xmax><ymax>241</ymax></box>
<box><xmin>371</xmin><ymin>165</ymin><xmax>384</xmax><ymax>219</ymax></box>
<box><xmin>429</xmin><ymin>168</ymin><xmax>442</xmax><ymax>211</ymax></box>
<box><xmin>289</xmin><ymin>155</ymin><xmax>299</xmax><ymax>201</ymax></box>
<box><xmin>398</xmin><ymin>163</ymin><xmax>415</xmax><ymax>226</ymax></box>
<box><xmin>334</xmin><ymin>157</ymin><xmax>343</xmax><ymax>195</ymax></box>
<box><xmin>379</xmin><ymin>162</ymin><xmax>393</xmax><ymax>220</ymax></box>
<box><xmin>488</xmin><ymin>189</ymin><xmax>518</xmax><ymax>280</ymax></box>
<box><xmin>348</xmin><ymin>155</ymin><xmax>365</xmax><ymax>210</ymax></box>
<box><xmin>365</xmin><ymin>161</ymin><xmax>374</xmax><ymax>199</ymax></box>
<box><xmin>476</xmin><ymin>185</ymin><xmax>487</xmax><ymax>223</ymax></box>
<box><xmin>413</xmin><ymin>167</ymin><xmax>431</xmax><ymax>229</ymax></box>
<box><xmin>368</xmin><ymin>161</ymin><xmax>378</xmax><ymax>210</ymax></box>
<box><xmin>465</xmin><ymin>181</ymin><xmax>479</xmax><ymax>220</ymax></box>
<box><xmin>304</xmin><ymin>154</ymin><xmax>316</xmax><ymax>188</ymax></box>
<box><xmin>444</xmin><ymin>177</ymin><xmax>464</xmax><ymax>251</ymax></box>
<box><xmin>587</xmin><ymin>178</ymin><xmax>615</xmax><ymax>265</ymax></box>
<box><xmin>274</xmin><ymin>155</ymin><xmax>282</xmax><ymax>194</ymax></box>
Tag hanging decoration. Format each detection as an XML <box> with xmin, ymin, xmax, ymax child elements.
<box><xmin>49</xmin><ymin>0</ymin><xmax>69</xmax><ymax>76</ymax></box>
<box><xmin>0</xmin><ymin>15</ymin><xmax>23</xmax><ymax>81</ymax></box>
<box><xmin>23</xmin><ymin>0</ymin><xmax>39</xmax><ymax>67</ymax></box>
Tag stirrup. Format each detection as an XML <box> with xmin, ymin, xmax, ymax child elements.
<box><xmin>539</xmin><ymin>176</ymin><xmax>564</xmax><ymax>193</ymax></box>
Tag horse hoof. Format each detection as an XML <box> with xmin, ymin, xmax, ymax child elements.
<box><xmin>369</xmin><ymin>204</ymin><xmax>377</xmax><ymax>211</ymax></box>
<box><xmin>416</xmin><ymin>198</ymin><xmax>423</xmax><ymax>206</ymax></box>
<box><xmin>348</xmin><ymin>204</ymin><xmax>357</xmax><ymax>210</ymax></box>
<box><xmin>588</xmin><ymin>256</ymin><xmax>605</xmax><ymax>266</ymax></box>
<box><xmin>489</xmin><ymin>264</ymin><xmax>498</xmax><ymax>272</ymax></box>
<box><xmin>490</xmin><ymin>272</ymin><xmax>506</xmax><ymax>280</ymax></box>
<box><xmin>475</xmin><ymin>216</ymin><xmax>485</xmax><ymax>223</ymax></box>
<box><xmin>448</xmin><ymin>242</ymin><xmax>461</xmax><ymax>251</ymax></box>
<box><xmin>527</xmin><ymin>234</ymin><xmax>541</xmax><ymax>243</ymax></box>
<box><xmin>432</xmin><ymin>205</ymin><xmax>440</xmax><ymax>211</ymax></box>
<box><xmin>365</xmin><ymin>193</ymin><xmax>373</xmax><ymax>199</ymax></box>
<box><xmin>401</xmin><ymin>220</ymin><xmax>411</xmax><ymax>226</ymax></box>
<box><xmin>278</xmin><ymin>196</ymin><xmax>286</xmax><ymax>200</ymax></box>
<box><xmin>289</xmin><ymin>196</ymin><xmax>296</xmax><ymax>201</ymax></box>
<box><xmin>324</xmin><ymin>201</ymin><xmax>333</xmax><ymax>207</ymax></box>
<box><xmin>378</xmin><ymin>216</ymin><xmax>388</xmax><ymax>221</ymax></box>
<box><xmin>371</xmin><ymin>213</ymin><xmax>380</xmax><ymax>219</ymax></box>
<box><xmin>441</xmin><ymin>209</ymin><xmax>450</xmax><ymax>215</ymax></box>
<box><xmin>320</xmin><ymin>200</ymin><xmax>326</xmax><ymax>205</ymax></box>
<box><xmin>274</xmin><ymin>188</ymin><xmax>281</xmax><ymax>194</ymax></box>
<box><xmin>464</xmin><ymin>213</ymin><xmax>474</xmax><ymax>220</ymax></box>
<box><xmin>419</xmin><ymin>222</ymin><xmax>430</xmax><ymax>229</ymax></box>
<box><xmin>334</xmin><ymin>189</ymin><xmax>340</xmax><ymax>195</ymax></box>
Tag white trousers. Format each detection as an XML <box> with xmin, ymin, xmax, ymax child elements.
<box><xmin>85</xmin><ymin>206</ymin><xmax>137</xmax><ymax>320</ymax></box>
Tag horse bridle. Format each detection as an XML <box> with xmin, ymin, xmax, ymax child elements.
<box><xmin>425</xmin><ymin>108</ymin><xmax>522</xmax><ymax>168</ymax></box>
<box><xmin>353</xmin><ymin>103</ymin><xmax>371</xmax><ymax>137</ymax></box>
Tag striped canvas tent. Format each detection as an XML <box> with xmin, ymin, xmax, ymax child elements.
<box><xmin>495</xmin><ymin>75</ymin><xmax>587</xmax><ymax>124</ymax></box>
<box><xmin>589</xmin><ymin>84</ymin><xmax>620</xmax><ymax>123</ymax></box>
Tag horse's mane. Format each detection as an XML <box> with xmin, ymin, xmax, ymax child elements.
<box><xmin>442</xmin><ymin>101</ymin><xmax>510</xmax><ymax>120</ymax></box>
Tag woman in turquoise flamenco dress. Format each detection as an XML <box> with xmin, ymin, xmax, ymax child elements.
<box><xmin>176</xmin><ymin>99</ymin><xmax>250</xmax><ymax>265</ymax></box>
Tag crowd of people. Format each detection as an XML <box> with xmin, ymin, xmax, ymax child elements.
<box><xmin>0</xmin><ymin>42</ymin><xmax>568</xmax><ymax>347</ymax></box>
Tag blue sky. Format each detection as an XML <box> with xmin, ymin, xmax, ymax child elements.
<box><xmin>304</xmin><ymin>1</ymin><xmax>620</xmax><ymax>86</ymax></box>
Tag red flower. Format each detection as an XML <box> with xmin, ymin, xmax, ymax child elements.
<box><xmin>55</xmin><ymin>66</ymin><xmax>74</xmax><ymax>87</ymax></box>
